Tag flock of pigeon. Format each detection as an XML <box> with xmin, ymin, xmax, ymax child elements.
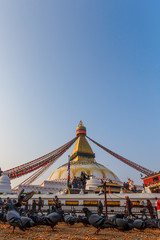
<box><xmin>0</xmin><ymin>191</ymin><xmax>160</xmax><ymax>235</ymax></box>
<box><xmin>1</xmin><ymin>205</ymin><xmax>160</xmax><ymax>235</ymax></box>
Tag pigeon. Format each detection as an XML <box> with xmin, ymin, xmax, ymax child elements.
<box><xmin>27</xmin><ymin>212</ymin><xmax>46</xmax><ymax>226</ymax></box>
<box><xmin>145</xmin><ymin>219</ymin><xmax>158</xmax><ymax>228</ymax></box>
<box><xmin>21</xmin><ymin>216</ymin><xmax>35</xmax><ymax>229</ymax></box>
<box><xmin>114</xmin><ymin>218</ymin><xmax>134</xmax><ymax>231</ymax></box>
<box><xmin>109</xmin><ymin>215</ymin><xmax>134</xmax><ymax>231</ymax></box>
<box><xmin>15</xmin><ymin>189</ymin><xmax>34</xmax><ymax>208</ymax></box>
<box><xmin>45</xmin><ymin>211</ymin><xmax>63</xmax><ymax>229</ymax></box>
<box><xmin>83</xmin><ymin>207</ymin><xmax>113</xmax><ymax>234</ymax></box>
<box><xmin>64</xmin><ymin>214</ymin><xmax>77</xmax><ymax>226</ymax></box>
<box><xmin>28</xmin><ymin>211</ymin><xmax>63</xmax><ymax>230</ymax></box>
<box><xmin>6</xmin><ymin>209</ymin><xmax>25</xmax><ymax>233</ymax></box>
<box><xmin>133</xmin><ymin>219</ymin><xmax>146</xmax><ymax>230</ymax></box>
<box><xmin>77</xmin><ymin>215</ymin><xmax>90</xmax><ymax>226</ymax></box>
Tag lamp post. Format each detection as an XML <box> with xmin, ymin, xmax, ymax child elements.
<box><xmin>103</xmin><ymin>182</ymin><xmax>108</xmax><ymax>217</ymax></box>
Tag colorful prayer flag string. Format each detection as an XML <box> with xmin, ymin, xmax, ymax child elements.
<box><xmin>86</xmin><ymin>136</ymin><xmax>155</xmax><ymax>176</ymax></box>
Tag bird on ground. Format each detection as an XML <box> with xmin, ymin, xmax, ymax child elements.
<box><xmin>21</xmin><ymin>216</ymin><xmax>35</xmax><ymax>229</ymax></box>
<box><xmin>113</xmin><ymin>218</ymin><xmax>134</xmax><ymax>231</ymax></box>
<box><xmin>6</xmin><ymin>207</ymin><xmax>24</xmax><ymax>233</ymax></box>
<box><xmin>83</xmin><ymin>207</ymin><xmax>114</xmax><ymax>234</ymax></box>
<box><xmin>27</xmin><ymin>212</ymin><xmax>46</xmax><ymax>226</ymax></box>
<box><xmin>133</xmin><ymin>219</ymin><xmax>146</xmax><ymax>230</ymax></box>
<box><xmin>28</xmin><ymin>211</ymin><xmax>63</xmax><ymax>230</ymax></box>
<box><xmin>63</xmin><ymin>214</ymin><xmax>77</xmax><ymax>226</ymax></box>
<box><xmin>109</xmin><ymin>214</ymin><xmax>134</xmax><ymax>231</ymax></box>
<box><xmin>45</xmin><ymin>211</ymin><xmax>63</xmax><ymax>229</ymax></box>
<box><xmin>77</xmin><ymin>215</ymin><xmax>90</xmax><ymax>226</ymax></box>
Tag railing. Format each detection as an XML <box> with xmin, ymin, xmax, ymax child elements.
<box><xmin>22</xmin><ymin>204</ymin><xmax>156</xmax><ymax>217</ymax></box>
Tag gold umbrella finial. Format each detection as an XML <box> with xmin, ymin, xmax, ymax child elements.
<box><xmin>76</xmin><ymin>121</ymin><xmax>86</xmax><ymax>136</ymax></box>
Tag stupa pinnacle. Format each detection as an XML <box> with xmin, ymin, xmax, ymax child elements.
<box><xmin>71</xmin><ymin>121</ymin><xmax>95</xmax><ymax>162</ymax></box>
<box><xmin>76</xmin><ymin>120</ymin><xmax>86</xmax><ymax>136</ymax></box>
<box><xmin>49</xmin><ymin>122</ymin><xmax>120</xmax><ymax>181</ymax></box>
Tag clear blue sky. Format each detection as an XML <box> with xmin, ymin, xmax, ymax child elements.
<box><xmin>0</xmin><ymin>1</ymin><xmax>160</xmax><ymax>187</ymax></box>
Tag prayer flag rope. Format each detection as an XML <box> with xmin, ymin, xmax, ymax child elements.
<box><xmin>5</xmin><ymin>136</ymin><xmax>78</xmax><ymax>179</ymax></box>
<box><xmin>86</xmin><ymin>136</ymin><xmax>155</xmax><ymax>176</ymax></box>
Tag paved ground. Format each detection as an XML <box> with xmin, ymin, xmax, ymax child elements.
<box><xmin>0</xmin><ymin>222</ymin><xmax>160</xmax><ymax>240</ymax></box>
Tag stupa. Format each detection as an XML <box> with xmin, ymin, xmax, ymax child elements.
<box><xmin>49</xmin><ymin>121</ymin><xmax>120</xmax><ymax>182</ymax></box>
<box><xmin>18</xmin><ymin>121</ymin><xmax>120</xmax><ymax>194</ymax></box>
<box><xmin>0</xmin><ymin>172</ymin><xmax>12</xmax><ymax>194</ymax></box>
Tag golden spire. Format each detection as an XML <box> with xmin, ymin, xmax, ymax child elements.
<box><xmin>70</xmin><ymin>121</ymin><xmax>95</xmax><ymax>162</ymax></box>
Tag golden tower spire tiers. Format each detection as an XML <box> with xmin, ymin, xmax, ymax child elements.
<box><xmin>70</xmin><ymin>121</ymin><xmax>95</xmax><ymax>162</ymax></box>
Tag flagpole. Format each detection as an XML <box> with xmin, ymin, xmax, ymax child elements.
<box><xmin>104</xmin><ymin>182</ymin><xmax>108</xmax><ymax>217</ymax></box>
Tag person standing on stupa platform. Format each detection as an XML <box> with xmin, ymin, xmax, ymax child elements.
<box><xmin>72</xmin><ymin>176</ymin><xmax>78</xmax><ymax>189</ymax></box>
<box><xmin>123</xmin><ymin>182</ymin><xmax>126</xmax><ymax>190</ymax></box>
<box><xmin>155</xmin><ymin>197</ymin><xmax>160</xmax><ymax>219</ymax></box>
<box><xmin>77</xmin><ymin>177</ymin><xmax>82</xmax><ymax>189</ymax></box>
<box><xmin>80</xmin><ymin>171</ymin><xmax>86</xmax><ymax>190</ymax></box>
<box><xmin>80</xmin><ymin>171</ymin><xmax>89</xmax><ymax>190</ymax></box>
<box><xmin>101</xmin><ymin>176</ymin><xmax>105</xmax><ymax>184</ymax></box>
<box><xmin>125</xmin><ymin>181</ymin><xmax>129</xmax><ymax>190</ymax></box>
<box><xmin>125</xmin><ymin>196</ymin><xmax>133</xmax><ymax>217</ymax></box>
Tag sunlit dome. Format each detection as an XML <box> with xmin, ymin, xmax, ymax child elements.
<box><xmin>49</xmin><ymin>121</ymin><xmax>120</xmax><ymax>182</ymax></box>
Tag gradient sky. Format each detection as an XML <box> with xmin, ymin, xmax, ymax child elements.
<box><xmin>0</xmin><ymin>1</ymin><xmax>160</xmax><ymax>187</ymax></box>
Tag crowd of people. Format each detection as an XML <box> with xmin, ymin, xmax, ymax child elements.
<box><xmin>1</xmin><ymin>194</ymin><xmax>160</xmax><ymax>220</ymax></box>
<box><xmin>70</xmin><ymin>172</ymin><xmax>90</xmax><ymax>190</ymax></box>
<box><xmin>123</xmin><ymin>178</ymin><xmax>137</xmax><ymax>193</ymax></box>
<box><xmin>97</xmin><ymin>196</ymin><xmax>160</xmax><ymax>219</ymax></box>
<box><xmin>0</xmin><ymin>195</ymin><xmax>62</xmax><ymax>215</ymax></box>
<box><xmin>125</xmin><ymin>196</ymin><xmax>160</xmax><ymax>219</ymax></box>
<box><xmin>31</xmin><ymin>195</ymin><xmax>62</xmax><ymax>215</ymax></box>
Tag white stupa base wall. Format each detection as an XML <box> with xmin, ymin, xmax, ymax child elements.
<box><xmin>18</xmin><ymin>180</ymin><xmax>67</xmax><ymax>194</ymax></box>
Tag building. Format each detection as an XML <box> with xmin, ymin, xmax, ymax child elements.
<box><xmin>142</xmin><ymin>172</ymin><xmax>160</xmax><ymax>193</ymax></box>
